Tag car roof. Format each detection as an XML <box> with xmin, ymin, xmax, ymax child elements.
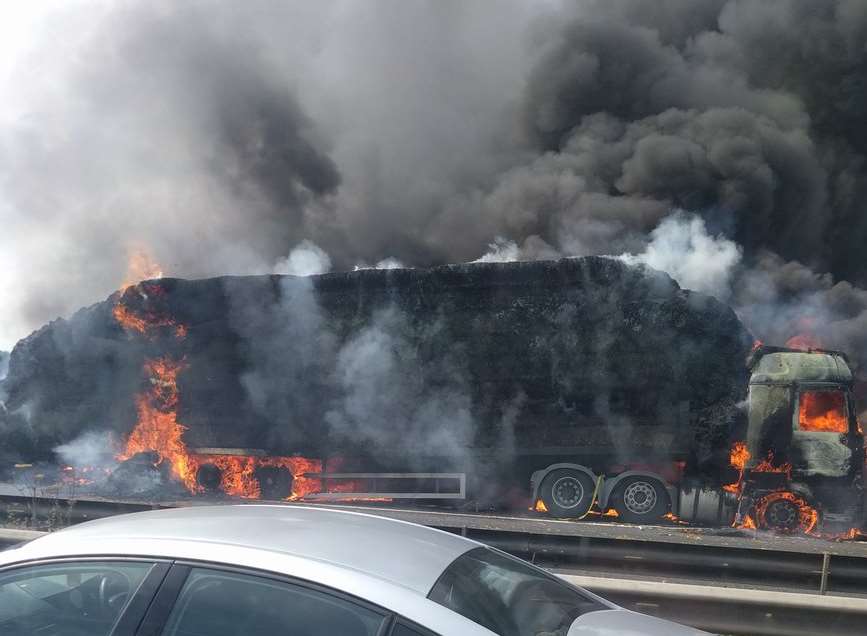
<box><xmin>0</xmin><ymin>504</ymin><xmax>478</xmax><ymax>595</ymax></box>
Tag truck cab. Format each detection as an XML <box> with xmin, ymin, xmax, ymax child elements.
<box><xmin>739</xmin><ymin>346</ymin><xmax>865</xmax><ymax>532</ymax></box>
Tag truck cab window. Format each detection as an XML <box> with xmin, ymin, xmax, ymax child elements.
<box><xmin>798</xmin><ymin>390</ymin><xmax>848</xmax><ymax>433</ymax></box>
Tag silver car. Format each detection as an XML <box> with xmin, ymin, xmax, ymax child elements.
<box><xmin>0</xmin><ymin>505</ymin><xmax>706</xmax><ymax>635</ymax></box>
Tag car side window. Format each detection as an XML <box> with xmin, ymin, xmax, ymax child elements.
<box><xmin>160</xmin><ymin>567</ymin><xmax>386</xmax><ymax>636</ymax></box>
<box><xmin>0</xmin><ymin>561</ymin><xmax>153</xmax><ymax>636</ymax></box>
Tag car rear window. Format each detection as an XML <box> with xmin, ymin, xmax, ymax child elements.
<box><xmin>428</xmin><ymin>547</ymin><xmax>606</xmax><ymax>636</ymax></box>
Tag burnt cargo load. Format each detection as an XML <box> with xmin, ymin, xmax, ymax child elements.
<box><xmin>0</xmin><ymin>257</ymin><xmax>753</xmax><ymax>499</ymax></box>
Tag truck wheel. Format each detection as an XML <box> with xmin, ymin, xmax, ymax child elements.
<box><xmin>539</xmin><ymin>469</ymin><xmax>595</xmax><ymax>518</ymax></box>
<box><xmin>762</xmin><ymin>498</ymin><xmax>801</xmax><ymax>532</ymax></box>
<box><xmin>254</xmin><ymin>466</ymin><xmax>294</xmax><ymax>500</ymax></box>
<box><xmin>611</xmin><ymin>477</ymin><xmax>670</xmax><ymax>524</ymax></box>
<box><xmin>196</xmin><ymin>463</ymin><xmax>223</xmax><ymax>493</ymax></box>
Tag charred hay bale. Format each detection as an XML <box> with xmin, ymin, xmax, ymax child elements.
<box><xmin>0</xmin><ymin>258</ymin><xmax>753</xmax><ymax>477</ymax></box>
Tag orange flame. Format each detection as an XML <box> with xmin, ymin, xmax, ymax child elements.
<box><xmin>116</xmin><ymin>353</ymin><xmax>327</xmax><ymax>499</ymax></box>
<box><xmin>723</xmin><ymin>441</ymin><xmax>751</xmax><ymax>493</ymax></box>
<box><xmin>112</xmin><ymin>276</ymin><xmax>330</xmax><ymax>501</ymax></box>
<box><xmin>754</xmin><ymin>491</ymin><xmax>819</xmax><ymax>534</ymax></box>
<box><xmin>113</xmin><ymin>285</ymin><xmax>186</xmax><ymax>339</ymax></box>
<box><xmin>729</xmin><ymin>441</ymin><xmax>750</xmax><ymax>470</ymax></box>
<box><xmin>117</xmin><ymin>357</ymin><xmax>199</xmax><ymax>491</ymax></box>
<box><xmin>190</xmin><ymin>455</ymin><xmax>324</xmax><ymax>500</ymax></box>
<box><xmin>663</xmin><ymin>511</ymin><xmax>688</xmax><ymax>525</ymax></box>
<box><xmin>752</xmin><ymin>452</ymin><xmax>792</xmax><ymax>478</ymax></box>
<box><xmin>533</xmin><ymin>499</ymin><xmax>548</xmax><ymax>513</ymax></box>
<box><xmin>121</xmin><ymin>246</ymin><xmax>163</xmax><ymax>289</ymax></box>
<box><xmin>799</xmin><ymin>390</ymin><xmax>848</xmax><ymax>433</ymax></box>
<box><xmin>786</xmin><ymin>334</ymin><xmax>822</xmax><ymax>351</ymax></box>
<box><xmin>827</xmin><ymin>528</ymin><xmax>866</xmax><ymax>541</ymax></box>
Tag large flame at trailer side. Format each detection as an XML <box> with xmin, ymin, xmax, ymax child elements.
<box><xmin>112</xmin><ymin>258</ymin><xmax>328</xmax><ymax>501</ymax></box>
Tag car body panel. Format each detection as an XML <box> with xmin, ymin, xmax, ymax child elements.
<box><xmin>568</xmin><ymin>609</ymin><xmax>708</xmax><ymax>635</ymax></box>
<box><xmin>2</xmin><ymin>543</ymin><xmax>497</xmax><ymax>635</ymax></box>
<box><xmin>1</xmin><ymin>505</ymin><xmax>474</xmax><ymax>595</ymax></box>
<box><xmin>0</xmin><ymin>505</ymin><xmax>707</xmax><ymax>636</ymax></box>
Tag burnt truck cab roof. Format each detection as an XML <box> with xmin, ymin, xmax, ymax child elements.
<box><xmin>748</xmin><ymin>346</ymin><xmax>853</xmax><ymax>386</ymax></box>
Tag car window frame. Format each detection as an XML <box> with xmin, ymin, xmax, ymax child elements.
<box><xmin>135</xmin><ymin>559</ymin><xmax>394</xmax><ymax>636</ymax></box>
<box><xmin>0</xmin><ymin>556</ymin><xmax>170</xmax><ymax>636</ymax></box>
<box><xmin>427</xmin><ymin>545</ymin><xmax>610</xmax><ymax>636</ymax></box>
<box><xmin>389</xmin><ymin>617</ymin><xmax>441</xmax><ymax>636</ymax></box>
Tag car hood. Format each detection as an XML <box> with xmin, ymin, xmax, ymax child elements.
<box><xmin>568</xmin><ymin>609</ymin><xmax>710</xmax><ymax>635</ymax></box>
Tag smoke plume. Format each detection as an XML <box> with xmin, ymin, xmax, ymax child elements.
<box><xmin>274</xmin><ymin>241</ymin><xmax>333</xmax><ymax>277</ymax></box>
<box><xmin>2</xmin><ymin>0</ymin><xmax>867</xmax><ymax>376</ymax></box>
<box><xmin>619</xmin><ymin>212</ymin><xmax>742</xmax><ymax>300</ymax></box>
<box><xmin>325</xmin><ymin>308</ymin><xmax>475</xmax><ymax>465</ymax></box>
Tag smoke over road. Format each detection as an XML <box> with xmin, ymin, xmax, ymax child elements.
<box><xmin>2</xmin><ymin>0</ymin><xmax>867</xmax><ymax>373</ymax></box>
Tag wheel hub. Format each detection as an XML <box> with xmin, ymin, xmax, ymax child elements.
<box><xmin>552</xmin><ymin>476</ymin><xmax>584</xmax><ymax>509</ymax></box>
<box><xmin>623</xmin><ymin>481</ymin><xmax>657</xmax><ymax>515</ymax></box>
<box><xmin>765</xmin><ymin>499</ymin><xmax>799</xmax><ymax>531</ymax></box>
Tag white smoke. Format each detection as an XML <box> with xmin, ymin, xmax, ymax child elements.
<box><xmin>54</xmin><ymin>430</ymin><xmax>114</xmax><ymax>468</ymax></box>
<box><xmin>353</xmin><ymin>257</ymin><xmax>406</xmax><ymax>271</ymax></box>
<box><xmin>473</xmin><ymin>237</ymin><xmax>521</xmax><ymax>263</ymax></box>
<box><xmin>619</xmin><ymin>212</ymin><xmax>742</xmax><ymax>299</ymax></box>
<box><xmin>325</xmin><ymin>308</ymin><xmax>475</xmax><ymax>464</ymax></box>
<box><xmin>375</xmin><ymin>257</ymin><xmax>404</xmax><ymax>270</ymax></box>
<box><xmin>274</xmin><ymin>240</ymin><xmax>332</xmax><ymax>277</ymax></box>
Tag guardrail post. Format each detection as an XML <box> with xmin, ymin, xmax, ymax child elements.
<box><xmin>819</xmin><ymin>552</ymin><xmax>830</xmax><ymax>595</ymax></box>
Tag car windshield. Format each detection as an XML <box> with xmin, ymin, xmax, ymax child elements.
<box><xmin>429</xmin><ymin>547</ymin><xmax>606</xmax><ymax>636</ymax></box>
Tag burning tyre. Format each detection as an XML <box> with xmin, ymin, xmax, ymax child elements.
<box><xmin>538</xmin><ymin>469</ymin><xmax>595</xmax><ymax>518</ymax></box>
<box><xmin>754</xmin><ymin>491</ymin><xmax>819</xmax><ymax>534</ymax></box>
<box><xmin>611</xmin><ymin>477</ymin><xmax>670</xmax><ymax>524</ymax></box>
<box><xmin>195</xmin><ymin>463</ymin><xmax>223</xmax><ymax>493</ymax></box>
<box><xmin>254</xmin><ymin>466</ymin><xmax>294</xmax><ymax>500</ymax></box>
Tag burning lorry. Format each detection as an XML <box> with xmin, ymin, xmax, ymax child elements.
<box><xmin>529</xmin><ymin>344</ymin><xmax>865</xmax><ymax>535</ymax></box>
<box><xmin>0</xmin><ymin>257</ymin><xmax>863</xmax><ymax>534</ymax></box>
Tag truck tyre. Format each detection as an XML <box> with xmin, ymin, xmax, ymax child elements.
<box><xmin>611</xmin><ymin>477</ymin><xmax>670</xmax><ymax>523</ymax></box>
<box><xmin>761</xmin><ymin>497</ymin><xmax>801</xmax><ymax>532</ymax></box>
<box><xmin>539</xmin><ymin>469</ymin><xmax>595</xmax><ymax>518</ymax></box>
<box><xmin>196</xmin><ymin>463</ymin><xmax>223</xmax><ymax>493</ymax></box>
<box><xmin>254</xmin><ymin>466</ymin><xmax>294</xmax><ymax>500</ymax></box>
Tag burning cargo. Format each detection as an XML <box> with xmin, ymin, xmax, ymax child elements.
<box><xmin>0</xmin><ymin>257</ymin><xmax>749</xmax><ymax>495</ymax></box>
<box><xmin>4</xmin><ymin>256</ymin><xmax>861</xmax><ymax>533</ymax></box>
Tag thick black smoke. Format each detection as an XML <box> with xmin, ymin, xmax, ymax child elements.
<box><xmin>510</xmin><ymin>0</ymin><xmax>867</xmax><ymax>382</ymax></box>
<box><xmin>3</xmin><ymin>0</ymin><xmax>867</xmax><ymax>378</ymax></box>
<box><xmin>520</xmin><ymin>0</ymin><xmax>866</xmax><ymax>280</ymax></box>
